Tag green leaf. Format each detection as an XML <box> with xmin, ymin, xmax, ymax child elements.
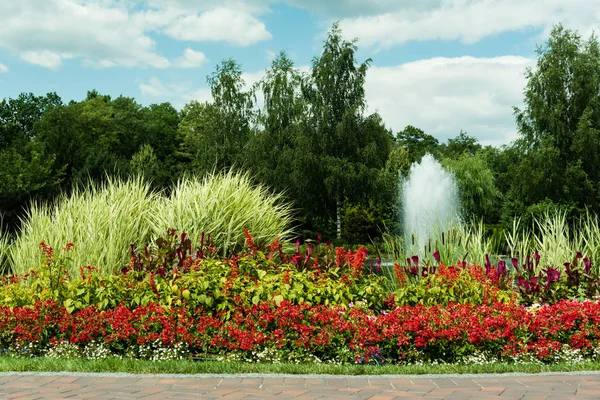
<box><xmin>273</xmin><ymin>294</ymin><xmax>284</xmax><ymax>306</ymax></box>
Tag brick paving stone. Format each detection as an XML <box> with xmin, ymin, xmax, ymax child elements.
<box><xmin>1</xmin><ymin>372</ymin><xmax>600</xmax><ymax>399</ymax></box>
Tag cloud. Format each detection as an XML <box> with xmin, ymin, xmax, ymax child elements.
<box><xmin>163</xmin><ymin>7</ymin><xmax>272</xmax><ymax>46</ymax></box>
<box><xmin>0</xmin><ymin>0</ymin><xmax>271</xmax><ymax>70</ymax></box>
<box><xmin>175</xmin><ymin>48</ymin><xmax>209</xmax><ymax>68</ymax></box>
<box><xmin>0</xmin><ymin>63</ymin><xmax>8</xmax><ymax>73</ymax></box>
<box><xmin>20</xmin><ymin>50</ymin><xmax>64</xmax><ymax>69</ymax></box>
<box><xmin>337</xmin><ymin>0</ymin><xmax>600</xmax><ymax>50</ymax></box>
<box><xmin>284</xmin><ymin>0</ymin><xmax>443</xmax><ymax>17</ymax></box>
<box><xmin>0</xmin><ymin>0</ymin><xmax>170</xmax><ymax>69</ymax></box>
<box><xmin>139</xmin><ymin>77</ymin><xmax>170</xmax><ymax>97</ymax></box>
<box><xmin>364</xmin><ymin>56</ymin><xmax>535</xmax><ymax>146</ymax></box>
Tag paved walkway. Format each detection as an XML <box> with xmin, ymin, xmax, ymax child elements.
<box><xmin>0</xmin><ymin>371</ymin><xmax>600</xmax><ymax>399</ymax></box>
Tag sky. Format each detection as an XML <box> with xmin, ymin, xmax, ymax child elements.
<box><xmin>1</xmin><ymin>0</ymin><xmax>599</xmax><ymax>146</ymax></box>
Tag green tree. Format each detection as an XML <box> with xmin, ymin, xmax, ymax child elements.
<box><xmin>130</xmin><ymin>143</ymin><xmax>160</xmax><ymax>181</ymax></box>
<box><xmin>177</xmin><ymin>101</ymin><xmax>221</xmax><ymax>174</ymax></box>
<box><xmin>302</xmin><ymin>23</ymin><xmax>391</xmax><ymax>238</ymax></box>
<box><xmin>442</xmin><ymin>131</ymin><xmax>482</xmax><ymax>159</ymax></box>
<box><xmin>207</xmin><ymin>58</ymin><xmax>254</xmax><ymax>170</ymax></box>
<box><xmin>0</xmin><ymin>93</ymin><xmax>63</xmax><ymax>229</ymax></box>
<box><xmin>248</xmin><ymin>51</ymin><xmax>305</xmax><ymax>195</ymax></box>
<box><xmin>512</xmin><ymin>24</ymin><xmax>600</xmax><ymax>213</ymax></box>
<box><xmin>397</xmin><ymin>125</ymin><xmax>439</xmax><ymax>163</ymax></box>
<box><xmin>443</xmin><ymin>153</ymin><xmax>501</xmax><ymax>221</ymax></box>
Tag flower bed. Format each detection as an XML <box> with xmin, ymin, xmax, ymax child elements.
<box><xmin>1</xmin><ymin>299</ymin><xmax>600</xmax><ymax>364</ymax></box>
<box><xmin>1</xmin><ymin>230</ymin><xmax>600</xmax><ymax>365</ymax></box>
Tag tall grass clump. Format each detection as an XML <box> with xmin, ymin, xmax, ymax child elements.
<box><xmin>10</xmin><ymin>176</ymin><xmax>159</xmax><ymax>276</ymax></box>
<box><xmin>507</xmin><ymin>210</ymin><xmax>600</xmax><ymax>274</ymax></box>
<box><xmin>382</xmin><ymin>219</ymin><xmax>492</xmax><ymax>268</ymax></box>
<box><xmin>154</xmin><ymin>170</ymin><xmax>295</xmax><ymax>256</ymax></box>
<box><xmin>0</xmin><ymin>217</ymin><xmax>11</xmax><ymax>275</ymax></box>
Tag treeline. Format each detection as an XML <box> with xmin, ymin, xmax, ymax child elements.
<box><xmin>2</xmin><ymin>24</ymin><xmax>600</xmax><ymax>244</ymax></box>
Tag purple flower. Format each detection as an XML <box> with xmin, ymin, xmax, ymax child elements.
<box><xmin>433</xmin><ymin>250</ymin><xmax>440</xmax><ymax>263</ymax></box>
<box><xmin>546</xmin><ymin>267</ymin><xmax>560</xmax><ymax>283</ymax></box>
<box><xmin>497</xmin><ymin>260</ymin><xmax>507</xmax><ymax>277</ymax></box>
<box><xmin>485</xmin><ymin>254</ymin><xmax>492</xmax><ymax>274</ymax></box>
<box><xmin>411</xmin><ymin>255</ymin><xmax>419</xmax><ymax>267</ymax></box>
<box><xmin>584</xmin><ymin>258</ymin><xmax>592</xmax><ymax>275</ymax></box>
<box><xmin>511</xmin><ymin>258</ymin><xmax>519</xmax><ymax>271</ymax></box>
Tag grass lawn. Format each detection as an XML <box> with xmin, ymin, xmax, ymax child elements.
<box><xmin>1</xmin><ymin>358</ymin><xmax>600</xmax><ymax>375</ymax></box>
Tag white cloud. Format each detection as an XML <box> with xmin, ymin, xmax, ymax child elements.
<box><xmin>265</xmin><ymin>49</ymin><xmax>277</xmax><ymax>62</ymax></box>
<box><xmin>364</xmin><ymin>56</ymin><xmax>535</xmax><ymax>146</ymax></box>
<box><xmin>175</xmin><ymin>48</ymin><xmax>209</xmax><ymax>68</ymax></box>
<box><xmin>164</xmin><ymin>7</ymin><xmax>272</xmax><ymax>46</ymax></box>
<box><xmin>285</xmin><ymin>0</ymin><xmax>443</xmax><ymax>17</ymax></box>
<box><xmin>20</xmin><ymin>50</ymin><xmax>64</xmax><ymax>69</ymax></box>
<box><xmin>0</xmin><ymin>0</ymin><xmax>170</xmax><ymax>69</ymax></box>
<box><xmin>0</xmin><ymin>63</ymin><xmax>8</xmax><ymax>73</ymax></box>
<box><xmin>139</xmin><ymin>77</ymin><xmax>169</xmax><ymax>97</ymax></box>
<box><xmin>0</xmin><ymin>0</ymin><xmax>272</xmax><ymax>70</ymax></box>
<box><xmin>337</xmin><ymin>0</ymin><xmax>600</xmax><ymax>50</ymax></box>
<box><xmin>184</xmin><ymin>88</ymin><xmax>213</xmax><ymax>104</ymax></box>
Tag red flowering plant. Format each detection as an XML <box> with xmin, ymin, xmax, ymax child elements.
<box><xmin>0</xmin><ymin>298</ymin><xmax>599</xmax><ymax>363</ymax></box>
<box><xmin>392</xmin><ymin>252</ymin><xmax>516</xmax><ymax>307</ymax></box>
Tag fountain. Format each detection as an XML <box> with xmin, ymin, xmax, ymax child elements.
<box><xmin>401</xmin><ymin>153</ymin><xmax>460</xmax><ymax>254</ymax></box>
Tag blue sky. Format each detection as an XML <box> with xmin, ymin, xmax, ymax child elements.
<box><xmin>1</xmin><ymin>0</ymin><xmax>599</xmax><ymax>146</ymax></box>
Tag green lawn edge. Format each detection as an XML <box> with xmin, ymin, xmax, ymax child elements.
<box><xmin>1</xmin><ymin>358</ymin><xmax>600</xmax><ymax>375</ymax></box>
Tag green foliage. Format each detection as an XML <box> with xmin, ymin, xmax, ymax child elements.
<box><xmin>153</xmin><ymin>170</ymin><xmax>295</xmax><ymax>256</ymax></box>
<box><xmin>506</xmin><ymin>209</ymin><xmax>600</xmax><ymax>273</ymax></box>
<box><xmin>443</xmin><ymin>153</ymin><xmax>501</xmax><ymax>221</ymax></box>
<box><xmin>511</xmin><ymin>24</ymin><xmax>600</xmax><ymax>212</ymax></box>
<box><xmin>0</xmin><ymin>223</ymin><xmax>10</xmax><ymax>275</ymax></box>
<box><xmin>7</xmin><ymin>171</ymin><xmax>293</xmax><ymax>276</ymax></box>
<box><xmin>441</xmin><ymin>131</ymin><xmax>482</xmax><ymax>158</ymax></box>
<box><xmin>394</xmin><ymin>266</ymin><xmax>515</xmax><ymax>307</ymax></box>
<box><xmin>300</xmin><ymin>23</ymin><xmax>393</xmax><ymax>237</ymax></box>
<box><xmin>396</xmin><ymin>125</ymin><xmax>439</xmax><ymax>163</ymax></box>
<box><xmin>382</xmin><ymin>218</ymin><xmax>496</xmax><ymax>269</ymax></box>
<box><xmin>130</xmin><ymin>144</ymin><xmax>160</xmax><ymax>181</ymax></box>
<box><xmin>0</xmin><ymin>232</ymin><xmax>386</xmax><ymax>314</ymax></box>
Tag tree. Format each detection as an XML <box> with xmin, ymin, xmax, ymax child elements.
<box><xmin>130</xmin><ymin>143</ymin><xmax>160</xmax><ymax>181</ymax></box>
<box><xmin>442</xmin><ymin>131</ymin><xmax>482</xmax><ymax>159</ymax></box>
<box><xmin>301</xmin><ymin>23</ymin><xmax>391</xmax><ymax>238</ymax></box>
<box><xmin>248</xmin><ymin>51</ymin><xmax>305</xmax><ymax>195</ymax></box>
<box><xmin>0</xmin><ymin>93</ymin><xmax>63</xmax><ymax>230</ymax></box>
<box><xmin>512</xmin><ymin>24</ymin><xmax>600</xmax><ymax>213</ymax></box>
<box><xmin>207</xmin><ymin>58</ymin><xmax>254</xmax><ymax>170</ymax></box>
<box><xmin>396</xmin><ymin>125</ymin><xmax>439</xmax><ymax>163</ymax></box>
<box><xmin>177</xmin><ymin>101</ymin><xmax>221</xmax><ymax>174</ymax></box>
<box><xmin>443</xmin><ymin>153</ymin><xmax>501</xmax><ymax>221</ymax></box>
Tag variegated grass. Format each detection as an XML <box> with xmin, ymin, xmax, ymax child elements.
<box><xmin>153</xmin><ymin>170</ymin><xmax>295</xmax><ymax>257</ymax></box>
<box><xmin>7</xmin><ymin>171</ymin><xmax>295</xmax><ymax>276</ymax></box>
<box><xmin>9</xmin><ymin>176</ymin><xmax>158</xmax><ymax>276</ymax></box>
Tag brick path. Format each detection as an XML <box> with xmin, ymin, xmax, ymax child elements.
<box><xmin>0</xmin><ymin>372</ymin><xmax>599</xmax><ymax>399</ymax></box>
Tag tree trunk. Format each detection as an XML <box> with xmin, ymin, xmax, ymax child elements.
<box><xmin>336</xmin><ymin>197</ymin><xmax>342</xmax><ymax>239</ymax></box>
